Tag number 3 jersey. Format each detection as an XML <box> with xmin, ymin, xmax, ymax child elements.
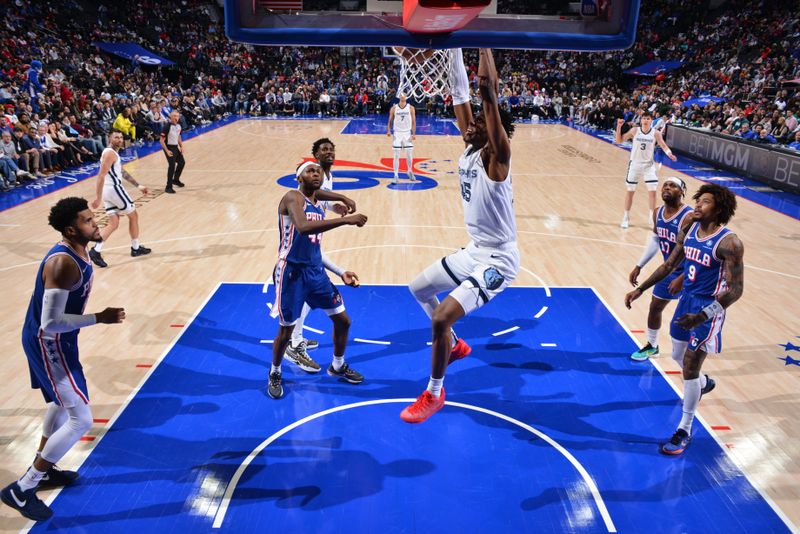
<box><xmin>458</xmin><ymin>146</ymin><xmax>517</xmax><ymax>248</ymax></box>
<box><xmin>682</xmin><ymin>222</ymin><xmax>733</xmax><ymax>298</ymax></box>
<box><xmin>277</xmin><ymin>194</ymin><xmax>325</xmax><ymax>265</ymax></box>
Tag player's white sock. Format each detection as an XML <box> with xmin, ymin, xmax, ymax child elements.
<box><xmin>393</xmin><ymin>148</ymin><xmax>401</xmax><ymax>178</ymax></box>
<box><xmin>427</xmin><ymin>376</ymin><xmax>444</xmax><ymax>397</ymax></box>
<box><xmin>94</xmin><ymin>241</ymin><xmax>104</xmax><ymax>252</ymax></box>
<box><xmin>699</xmin><ymin>374</ymin><xmax>708</xmax><ymax>389</ymax></box>
<box><xmin>646</xmin><ymin>328</ymin><xmax>659</xmax><ymax>348</ymax></box>
<box><xmin>332</xmin><ymin>356</ymin><xmax>344</xmax><ymax>371</ymax></box>
<box><xmin>623</xmin><ymin>210</ymin><xmax>630</xmax><ymax>220</ymax></box>
<box><xmin>270</xmin><ymin>364</ymin><xmax>281</xmax><ymax>375</ymax></box>
<box><xmin>678</xmin><ymin>377</ymin><xmax>701</xmax><ymax>434</ymax></box>
<box><xmin>406</xmin><ymin>150</ymin><xmax>414</xmax><ymax>175</ymax></box>
<box><xmin>131</xmin><ymin>239</ymin><xmax>140</xmax><ymax>250</ymax></box>
<box><xmin>671</xmin><ymin>338</ymin><xmax>688</xmax><ymax>368</ymax></box>
<box><xmin>291</xmin><ymin>304</ymin><xmax>311</xmax><ymax>346</ymax></box>
<box><xmin>17</xmin><ymin>466</ymin><xmax>47</xmax><ymax>492</ymax></box>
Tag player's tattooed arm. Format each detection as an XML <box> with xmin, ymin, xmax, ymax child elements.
<box><xmin>122</xmin><ymin>169</ymin><xmax>149</xmax><ymax>193</ymax></box>
<box><xmin>625</xmin><ymin>229</ymin><xmax>686</xmax><ymax>308</ymax></box>
<box><xmin>715</xmin><ymin>234</ymin><xmax>744</xmax><ymax>309</ymax></box>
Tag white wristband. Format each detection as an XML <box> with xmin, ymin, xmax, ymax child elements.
<box><xmin>701</xmin><ymin>300</ymin><xmax>724</xmax><ymax>320</ymax></box>
<box><xmin>138</xmin><ymin>184</ymin><xmax>146</xmax><ymax>190</ymax></box>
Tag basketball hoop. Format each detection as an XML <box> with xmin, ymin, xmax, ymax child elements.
<box><xmin>390</xmin><ymin>47</ymin><xmax>453</xmax><ymax>101</ymax></box>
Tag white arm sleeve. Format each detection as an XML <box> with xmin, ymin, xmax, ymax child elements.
<box><xmin>321</xmin><ymin>252</ymin><xmax>344</xmax><ymax>277</ymax></box>
<box><xmin>637</xmin><ymin>234</ymin><xmax>660</xmax><ymax>268</ymax></box>
<box><xmin>448</xmin><ymin>49</ymin><xmax>471</xmax><ymax>106</ymax></box>
<box><xmin>41</xmin><ymin>288</ymin><xmax>97</xmax><ymax>334</ymax></box>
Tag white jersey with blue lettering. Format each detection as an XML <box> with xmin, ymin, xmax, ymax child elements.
<box><xmin>457</xmin><ymin>146</ymin><xmax>517</xmax><ymax>248</ymax></box>
<box><xmin>101</xmin><ymin>147</ymin><xmax>135</xmax><ymax>215</ymax></box>
<box><xmin>630</xmin><ymin>127</ymin><xmax>656</xmax><ymax>164</ymax></box>
<box><xmin>392</xmin><ymin>103</ymin><xmax>413</xmax><ymax>133</ymax></box>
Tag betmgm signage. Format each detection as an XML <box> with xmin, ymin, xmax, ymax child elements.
<box><xmin>666</xmin><ymin>125</ymin><xmax>800</xmax><ymax>194</ymax></box>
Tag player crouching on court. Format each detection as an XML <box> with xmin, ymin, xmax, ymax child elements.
<box><xmin>625</xmin><ymin>184</ymin><xmax>743</xmax><ymax>455</ymax></box>
<box><xmin>268</xmin><ymin>162</ymin><xmax>367</xmax><ymax>399</ymax></box>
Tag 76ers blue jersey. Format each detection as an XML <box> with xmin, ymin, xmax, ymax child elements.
<box><xmin>682</xmin><ymin>223</ymin><xmax>732</xmax><ymax>298</ymax></box>
<box><xmin>277</xmin><ymin>195</ymin><xmax>325</xmax><ymax>265</ymax></box>
<box><xmin>23</xmin><ymin>243</ymin><xmax>94</xmax><ymax>341</ymax></box>
<box><xmin>656</xmin><ymin>204</ymin><xmax>693</xmax><ymax>273</ymax></box>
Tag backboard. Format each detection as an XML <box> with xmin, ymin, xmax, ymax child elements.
<box><xmin>225</xmin><ymin>0</ymin><xmax>640</xmax><ymax>51</ymax></box>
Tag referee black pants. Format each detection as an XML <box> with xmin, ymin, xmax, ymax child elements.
<box><xmin>164</xmin><ymin>144</ymin><xmax>185</xmax><ymax>188</ymax></box>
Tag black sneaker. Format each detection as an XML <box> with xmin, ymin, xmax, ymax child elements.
<box><xmin>268</xmin><ymin>372</ymin><xmax>284</xmax><ymax>399</ymax></box>
<box><xmin>327</xmin><ymin>362</ymin><xmax>364</xmax><ymax>384</ymax></box>
<box><xmin>660</xmin><ymin>429</ymin><xmax>691</xmax><ymax>455</ymax></box>
<box><xmin>173</xmin><ymin>180</ymin><xmax>185</xmax><ymax>188</ymax></box>
<box><xmin>88</xmin><ymin>247</ymin><xmax>107</xmax><ymax>268</ymax></box>
<box><xmin>37</xmin><ymin>465</ymin><xmax>78</xmax><ymax>489</ymax></box>
<box><xmin>131</xmin><ymin>245</ymin><xmax>152</xmax><ymax>257</ymax></box>
<box><xmin>164</xmin><ymin>187</ymin><xmax>176</xmax><ymax>194</ymax></box>
<box><xmin>700</xmin><ymin>374</ymin><xmax>716</xmax><ymax>398</ymax></box>
<box><xmin>1</xmin><ymin>481</ymin><xmax>53</xmax><ymax>521</ymax></box>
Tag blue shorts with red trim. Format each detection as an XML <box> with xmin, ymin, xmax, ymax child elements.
<box><xmin>670</xmin><ymin>294</ymin><xmax>726</xmax><ymax>354</ymax></box>
<box><xmin>273</xmin><ymin>262</ymin><xmax>344</xmax><ymax>326</ymax></box>
<box><xmin>22</xmin><ymin>330</ymin><xmax>89</xmax><ymax>407</ymax></box>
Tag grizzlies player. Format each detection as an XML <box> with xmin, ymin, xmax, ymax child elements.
<box><xmin>629</xmin><ymin>177</ymin><xmax>694</xmax><ymax>361</ymax></box>
<box><xmin>402</xmin><ymin>49</ymin><xmax>518</xmax><ymax>423</ymax></box>
<box><xmin>615</xmin><ymin>111</ymin><xmax>678</xmax><ymax>229</ymax></box>
<box><xmin>386</xmin><ymin>92</ymin><xmax>417</xmax><ymax>184</ymax></box>
<box><xmin>88</xmin><ymin>131</ymin><xmax>151</xmax><ymax>268</ymax></box>
<box><xmin>269</xmin><ymin>162</ymin><xmax>367</xmax><ymax>399</ymax></box>
<box><xmin>1</xmin><ymin>198</ymin><xmax>125</xmax><ymax>521</ymax></box>
<box><xmin>625</xmin><ymin>184</ymin><xmax>744</xmax><ymax>455</ymax></box>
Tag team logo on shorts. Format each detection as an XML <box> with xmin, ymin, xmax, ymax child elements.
<box><xmin>332</xmin><ymin>292</ymin><xmax>342</xmax><ymax>305</ymax></box>
<box><xmin>690</xmin><ymin>337</ymin><xmax>699</xmax><ymax>349</ymax></box>
<box><xmin>483</xmin><ymin>267</ymin><xmax>504</xmax><ymax>291</ymax></box>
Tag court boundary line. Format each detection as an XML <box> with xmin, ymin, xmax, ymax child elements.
<box><xmin>21</xmin><ymin>282</ymin><xmax>224</xmax><ymax>534</ymax></box>
<box><xmin>210</xmin><ymin>397</ymin><xmax>617</xmax><ymax>532</ymax></box>
<box><xmin>589</xmin><ymin>286</ymin><xmax>798</xmax><ymax>533</ymax></box>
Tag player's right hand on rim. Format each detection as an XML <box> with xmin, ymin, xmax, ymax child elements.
<box><xmin>628</xmin><ymin>265</ymin><xmax>640</xmax><ymax>286</ymax></box>
<box><xmin>96</xmin><ymin>307</ymin><xmax>126</xmax><ymax>324</ymax></box>
<box><xmin>346</xmin><ymin>214</ymin><xmax>368</xmax><ymax>227</ymax></box>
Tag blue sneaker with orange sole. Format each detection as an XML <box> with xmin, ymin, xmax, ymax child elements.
<box><xmin>660</xmin><ymin>429</ymin><xmax>691</xmax><ymax>455</ymax></box>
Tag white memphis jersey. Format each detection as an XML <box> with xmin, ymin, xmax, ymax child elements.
<box><xmin>102</xmin><ymin>148</ymin><xmax>123</xmax><ymax>188</ymax></box>
<box><xmin>458</xmin><ymin>146</ymin><xmax>517</xmax><ymax>247</ymax></box>
<box><xmin>630</xmin><ymin>127</ymin><xmax>656</xmax><ymax>164</ymax></box>
<box><xmin>393</xmin><ymin>104</ymin><xmax>412</xmax><ymax>133</ymax></box>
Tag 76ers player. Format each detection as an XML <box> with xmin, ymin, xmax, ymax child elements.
<box><xmin>625</xmin><ymin>184</ymin><xmax>744</xmax><ymax>455</ymax></box>
<box><xmin>1</xmin><ymin>198</ymin><xmax>125</xmax><ymax>521</ymax></box>
<box><xmin>628</xmin><ymin>177</ymin><xmax>694</xmax><ymax>361</ymax></box>
<box><xmin>402</xmin><ymin>49</ymin><xmax>518</xmax><ymax>423</ymax></box>
<box><xmin>269</xmin><ymin>162</ymin><xmax>368</xmax><ymax>399</ymax></box>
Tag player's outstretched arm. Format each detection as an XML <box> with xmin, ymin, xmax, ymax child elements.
<box><xmin>284</xmin><ymin>191</ymin><xmax>366</xmax><ymax>235</ymax></box>
<box><xmin>477</xmin><ymin>49</ymin><xmax>511</xmax><ymax>171</ymax></box>
<box><xmin>716</xmin><ymin>234</ymin><xmax>744</xmax><ymax>309</ymax></box>
<box><xmin>654</xmin><ymin>129</ymin><xmax>677</xmax><ymax>161</ymax></box>
<box><xmin>449</xmin><ymin>48</ymin><xmax>473</xmax><ymax>138</ymax></box>
<box><xmin>615</xmin><ymin>119</ymin><xmax>636</xmax><ymax>144</ymax></box>
<box><xmin>625</xmin><ymin>229</ymin><xmax>687</xmax><ymax>308</ymax></box>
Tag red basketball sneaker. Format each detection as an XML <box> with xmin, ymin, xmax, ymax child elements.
<box><xmin>448</xmin><ymin>338</ymin><xmax>471</xmax><ymax>365</ymax></box>
<box><xmin>400</xmin><ymin>388</ymin><xmax>446</xmax><ymax>423</ymax></box>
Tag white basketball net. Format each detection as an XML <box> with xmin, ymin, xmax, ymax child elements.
<box><xmin>390</xmin><ymin>48</ymin><xmax>453</xmax><ymax>101</ymax></box>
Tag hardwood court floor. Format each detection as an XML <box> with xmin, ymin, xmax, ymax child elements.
<box><xmin>0</xmin><ymin>120</ymin><xmax>798</xmax><ymax>530</ymax></box>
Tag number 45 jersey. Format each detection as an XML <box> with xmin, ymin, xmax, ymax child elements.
<box><xmin>458</xmin><ymin>146</ymin><xmax>517</xmax><ymax>248</ymax></box>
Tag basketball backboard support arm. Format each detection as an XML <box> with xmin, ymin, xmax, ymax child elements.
<box><xmin>225</xmin><ymin>0</ymin><xmax>640</xmax><ymax>51</ymax></box>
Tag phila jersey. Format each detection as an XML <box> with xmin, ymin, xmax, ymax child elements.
<box><xmin>682</xmin><ymin>222</ymin><xmax>733</xmax><ymax>298</ymax></box>
<box><xmin>656</xmin><ymin>204</ymin><xmax>694</xmax><ymax>271</ymax></box>
<box><xmin>458</xmin><ymin>146</ymin><xmax>517</xmax><ymax>247</ymax></box>
<box><xmin>277</xmin><ymin>194</ymin><xmax>325</xmax><ymax>265</ymax></box>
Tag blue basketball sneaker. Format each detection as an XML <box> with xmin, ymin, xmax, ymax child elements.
<box><xmin>630</xmin><ymin>342</ymin><xmax>659</xmax><ymax>361</ymax></box>
<box><xmin>700</xmin><ymin>374</ymin><xmax>715</xmax><ymax>398</ymax></box>
<box><xmin>1</xmin><ymin>481</ymin><xmax>53</xmax><ymax>521</ymax></box>
<box><xmin>38</xmin><ymin>465</ymin><xmax>79</xmax><ymax>489</ymax></box>
<box><xmin>660</xmin><ymin>429</ymin><xmax>691</xmax><ymax>455</ymax></box>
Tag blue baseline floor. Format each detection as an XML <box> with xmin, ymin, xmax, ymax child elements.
<box><xmin>33</xmin><ymin>284</ymin><xmax>789</xmax><ymax>533</ymax></box>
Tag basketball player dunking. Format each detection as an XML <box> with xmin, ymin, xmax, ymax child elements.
<box><xmin>268</xmin><ymin>162</ymin><xmax>368</xmax><ymax>399</ymax></box>
<box><xmin>1</xmin><ymin>198</ymin><xmax>125</xmax><ymax>521</ymax></box>
<box><xmin>283</xmin><ymin>138</ymin><xmax>361</xmax><ymax>374</ymax></box>
<box><xmin>386</xmin><ymin>92</ymin><xmax>417</xmax><ymax>184</ymax></box>
<box><xmin>88</xmin><ymin>131</ymin><xmax>152</xmax><ymax>268</ymax></box>
<box><xmin>625</xmin><ymin>184</ymin><xmax>744</xmax><ymax>455</ymax></box>
<box><xmin>628</xmin><ymin>177</ymin><xmax>694</xmax><ymax>361</ymax></box>
<box><xmin>402</xmin><ymin>48</ymin><xmax>518</xmax><ymax>423</ymax></box>
<box><xmin>615</xmin><ymin>111</ymin><xmax>678</xmax><ymax>229</ymax></box>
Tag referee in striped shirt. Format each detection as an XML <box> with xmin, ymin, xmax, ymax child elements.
<box><xmin>160</xmin><ymin>111</ymin><xmax>186</xmax><ymax>194</ymax></box>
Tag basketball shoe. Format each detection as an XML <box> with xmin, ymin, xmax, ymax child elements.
<box><xmin>268</xmin><ymin>372</ymin><xmax>283</xmax><ymax>399</ymax></box>
<box><xmin>448</xmin><ymin>338</ymin><xmax>471</xmax><ymax>365</ymax></box>
<box><xmin>37</xmin><ymin>465</ymin><xmax>78</xmax><ymax>489</ymax></box>
<box><xmin>131</xmin><ymin>245</ymin><xmax>152</xmax><ymax>257</ymax></box>
<box><xmin>400</xmin><ymin>388</ymin><xmax>446</xmax><ymax>423</ymax></box>
<box><xmin>285</xmin><ymin>340</ymin><xmax>321</xmax><ymax>373</ymax></box>
<box><xmin>701</xmin><ymin>374</ymin><xmax>715</xmax><ymax>398</ymax></box>
<box><xmin>1</xmin><ymin>482</ymin><xmax>53</xmax><ymax>521</ymax></box>
<box><xmin>630</xmin><ymin>342</ymin><xmax>658</xmax><ymax>361</ymax></box>
<box><xmin>88</xmin><ymin>247</ymin><xmax>107</xmax><ymax>268</ymax></box>
<box><xmin>326</xmin><ymin>363</ymin><xmax>364</xmax><ymax>384</ymax></box>
<box><xmin>660</xmin><ymin>429</ymin><xmax>691</xmax><ymax>455</ymax></box>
